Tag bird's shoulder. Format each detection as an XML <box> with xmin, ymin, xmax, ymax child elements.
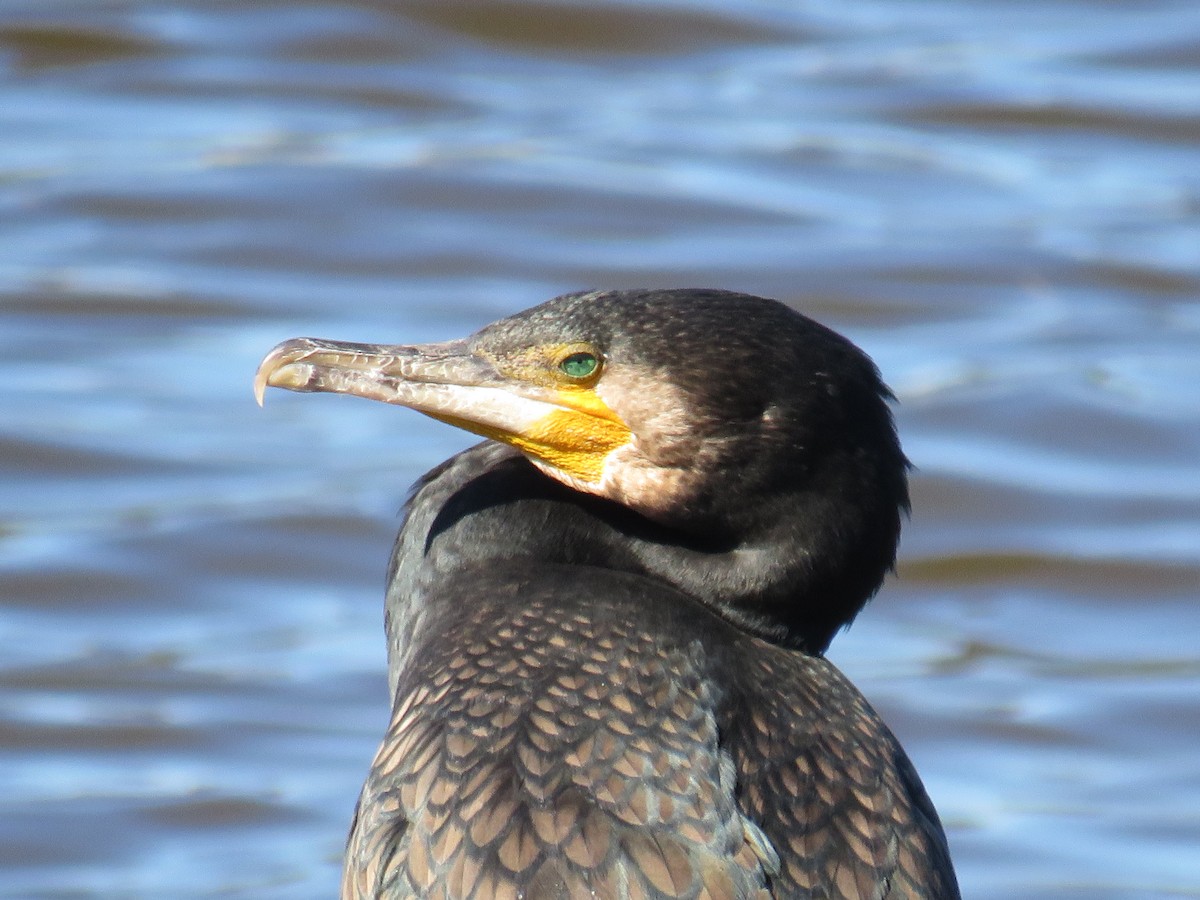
<box><xmin>347</xmin><ymin>567</ymin><xmax>957</xmax><ymax>899</ymax></box>
<box><xmin>346</xmin><ymin>564</ymin><xmax>775</xmax><ymax>899</ymax></box>
<box><xmin>726</xmin><ymin>645</ymin><xmax>960</xmax><ymax>898</ymax></box>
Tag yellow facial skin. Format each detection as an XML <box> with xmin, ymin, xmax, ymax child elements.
<box><xmin>482</xmin><ymin>405</ymin><xmax>630</xmax><ymax>483</ymax></box>
<box><xmin>256</xmin><ymin>338</ymin><xmax>633</xmax><ymax>487</ymax></box>
<box><xmin>445</xmin><ymin>343</ymin><xmax>630</xmax><ymax>484</ymax></box>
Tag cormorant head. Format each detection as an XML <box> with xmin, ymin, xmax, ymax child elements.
<box><xmin>257</xmin><ymin>289</ymin><xmax>909</xmax><ymax>649</ymax></box>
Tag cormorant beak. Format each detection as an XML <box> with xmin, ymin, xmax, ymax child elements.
<box><xmin>255</xmin><ymin>337</ymin><xmax>631</xmax><ymax>485</ymax></box>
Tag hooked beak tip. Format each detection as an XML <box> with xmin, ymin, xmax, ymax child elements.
<box><xmin>254</xmin><ymin>338</ymin><xmax>315</xmax><ymax>407</ymax></box>
<box><xmin>253</xmin><ymin>370</ymin><xmax>267</xmax><ymax>407</ymax></box>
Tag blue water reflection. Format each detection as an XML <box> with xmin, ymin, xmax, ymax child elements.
<box><xmin>1</xmin><ymin>1</ymin><xmax>1198</xmax><ymax>896</ymax></box>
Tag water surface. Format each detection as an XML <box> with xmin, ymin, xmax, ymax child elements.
<box><xmin>1</xmin><ymin>1</ymin><xmax>1198</xmax><ymax>897</ymax></box>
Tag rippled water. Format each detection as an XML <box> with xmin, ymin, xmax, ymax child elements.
<box><xmin>2</xmin><ymin>1</ymin><xmax>1198</xmax><ymax>897</ymax></box>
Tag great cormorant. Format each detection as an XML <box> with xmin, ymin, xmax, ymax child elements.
<box><xmin>256</xmin><ymin>288</ymin><xmax>960</xmax><ymax>899</ymax></box>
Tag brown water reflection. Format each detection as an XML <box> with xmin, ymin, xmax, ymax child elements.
<box><xmin>1</xmin><ymin>0</ymin><xmax>1199</xmax><ymax>897</ymax></box>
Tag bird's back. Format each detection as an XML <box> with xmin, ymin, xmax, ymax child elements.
<box><xmin>341</xmin><ymin>559</ymin><xmax>957</xmax><ymax>899</ymax></box>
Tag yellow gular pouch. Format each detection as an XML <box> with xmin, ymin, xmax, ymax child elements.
<box><xmin>423</xmin><ymin>384</ymin><xmax>631</xmax><ymax>485</ymax></box>
<box><xmin>512</xmin><ymin>403</ymin><xmax>632</xmax><ymax>483</ymax></box>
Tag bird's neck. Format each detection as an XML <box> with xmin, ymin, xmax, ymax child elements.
<box><xmin>383</xmin><ymin>443</ymin><xmax>892</xmax><ymax>696</ymax></box>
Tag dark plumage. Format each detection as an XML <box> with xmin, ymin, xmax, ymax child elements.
<box><xmin>256</xmin><ymin>289</ymin><xmax>960</xmax><ymax>899</ymax></box>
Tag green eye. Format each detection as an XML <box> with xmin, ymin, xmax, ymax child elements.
<box><xmin>559</xmin><ymin>351</ymin><xmax>599</xmax><ymax>379</ymax></box>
